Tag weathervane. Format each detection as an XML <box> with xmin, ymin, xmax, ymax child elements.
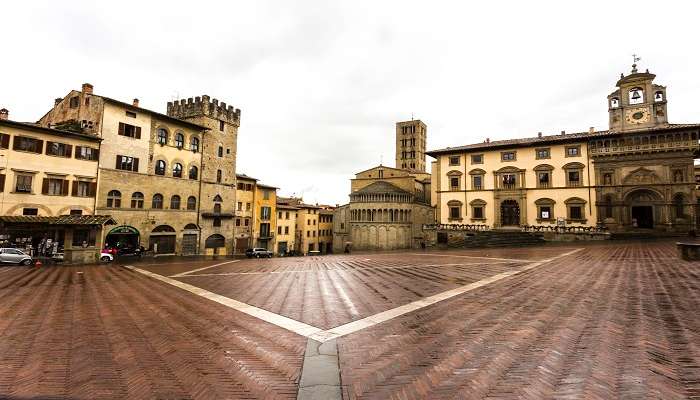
<box><xmin>631</xmin><ymin>54</ymin><xmax>641</xmax><ymax>73</ymax></box>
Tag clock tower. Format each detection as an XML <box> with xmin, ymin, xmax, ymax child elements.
<box><xmin>607</xmin><ymin>63</ymin><xmax>668</xmax><ymax>132</ymax></box>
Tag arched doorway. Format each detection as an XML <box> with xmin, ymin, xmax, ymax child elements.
<box><xmin>105</xmin><ymin>225</ymin><xmax>140</xmax><ymax>250</ymax></box>
<box><xmin>205</xmin><ymin>234</ymin><xmax>226</xmax><ymax>255</ymax></box>
<box><xmin>150</xmin><ymin>225</ymin><xmax>176</xmax><ymax>254</ymax></box>
<box><xmin>500</xmin><ymin>200</ymin><xmax>520</xmax><ymax>226</ymax></box>
<box><xmin>625</xmin><ymin>189</ymin><xmax>662</xmax><ymax>229</ymax></box>
<box><xmin>182</xmin><ymin>223</ymin><xmax>199</xmax><ymax>256</ymax></box>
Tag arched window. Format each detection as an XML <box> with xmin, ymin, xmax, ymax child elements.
<box><xmin>172</xmin><ymin>163</ymin><xmax>183</xmax><ymax>178</ymax></box>
<box><xmin>189</xmin><ymin>165</ymin><xmax>198</xmax><ymax>180</ymax></box>
<box><xmin>155</xmin><ymin>160</ymin><xmax>166</xmax><ymax>175</ymax></box>
<box><xmin>610</xmin><ymin>97</ymin><xmax>620</xmax><ymax>108</ymax></box>
<box><xmin>603</xmin><ymin>173</ymin><xmax>613</xmax><ymax>185</ymax></box>
<box><xmin>131</xmin><ymin>192</ymin><xmax>144</xmax><ymax>208</ymax></box>
<box><xmin>674</xmin><ymin>194</ymin><xmax>685</xmax><ymax>219</ymax></box>
<box><xmin>170</xmin><ymin>195</ymin><xmax>181</xmax><ymax>210</ymax></box>
<box><xmin>216</xmin><ymin>169</ymin><xmax>222</xmax><ymax>183</ymax></box>
<box><xmin>629</xmin><ymin>87</ymin><xmax>644</xmax><ymax>104</ymax></box>
<box><xmin>187</xmin><ymin>196</ymin><xmax>197</xmax><ymax>210</ymax></box>
<box><xmin>152</xmin><ymin>193</ymin><xmax>163</xmax><ymax>209</ymax></box>
<box><xmin>190</xmin><ymin>136</ymin><xmax>199</xmax><ymax>152</ymax></box>
<box><xmin>157</xmin><ymin>128</ymin><xmax>168</xmax><ymax>145</ymax></box>
<box><xmin>214</xmin><ymin>203</ymin><xmax>222</xmax><ymax>214</ymax></box>
<box><xmin>175</xmin><ymin>132</ymin><xmax>184</xmax><ymax>148</ymax></box>
<box><xmin>107</xmin><ymin>190</ymin><xmax>121</xmax><ymax>208</ymax></box>
<box><xmin>218</xmin><ymin>146</ymin><xmax>223</xmax><ymax>157</ymax></box>
<box><xmin>184</xmin><ymin>223</ymin><xmax>198</xmax><ymax>230</ymax></box>
<box><xmin>654</xmin><ymin>91</ymin><xmax>664</xmax><ymax>102</ymax></box>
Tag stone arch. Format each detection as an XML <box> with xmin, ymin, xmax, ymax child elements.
<box><xmin>204</xmin><ymin>234</ymin><xmax>225</xmax><ymax>248</ymax></box>
<box><xmin>5</xmin><ymin>203</ymin><xmax>54</xmax><ymax>216</ymax></box>
<box><xmin>56</xmin><ymin>205</ymin><xmax>92</xmax><ymax>215</ymax></box>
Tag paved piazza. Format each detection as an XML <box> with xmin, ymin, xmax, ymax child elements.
<box><xmin>0</xmin><ymin>241</ymin><xmax>698</xmax><ymax>399</ymax></box>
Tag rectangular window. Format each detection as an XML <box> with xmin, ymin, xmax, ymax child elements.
<box><xmin>450</xmin><ymin>177</ymin><xmax>460</xmax><ymax>190</ymax></box>
<box><xmin>471</xmin><ymin>154</ymin><xmax>483</xmax><ymax>164</ymax></box>
<box><xmin>536</xmin><ymin>148</ymin><xmax>550</xmax><ymax>159</ymax></box>
<box><xmin>449</xmin><ymin>206</ymin><xmax>461</xmax><ymax>220</ymax></box>
<box><xmin>23</xmin><ymin>207</ymin><xmax>38</xmax><ymax>215</ymax></box>
<box><xmin>285</xmin><ymin>226</ymin><xmax>289</xmax><ymax>234</ymax></box>
<box><xmin>118</xmin><ymin>122</ymin><xmax>141</xmax><ymax>138</ymax></box>
<box><xmin>539</xmin><ymin>206</ymin><xmax>552</xmax><ymax>219</ymax></box>
<box><xmin>307</xmin><ymin>231</ymin><xmax>310</xmax><ymax>237</ymax></box>
<box><xmin>15</xmin><ymin>174</ymin><xmax>33</xmax><ymax>193</ymax></box>
<box><xmin>43</xmin><ymin>177</ymin><xmax>67</xmax><ymax>196</ymax></box>
<box><xmin>278</xmin><ymin>211</ymin><xmax>282</xmax><ymax>219</ymax></box>
<box><xmin>472</xmin><ymin>206</ymin><xmax>484</xmax><ymax>219</ymax></box>
<box><xmin>220</xmin><ymin>120</ymin><xmax>225</xmax><ymax>131</ymax></box>
<box><xmin>538</xmin><ymin>172</ymin><xmax>550</xmax><ymax>188</ymax></box>
<box><xmin>569</xmin><ymin>206</ymin><xmax>583</xmax><ymax>220</ymax></box>
<box><xmin>69</xmin><ymin>96</ymin><xmax>79</xmax><ymax>108</ymax></box>
<box><xmin>70</xmin><ymin>209</ymin><xmax>83</xmax><ymax>215</ymax></box>
<box><xmin>502</xmin><ymin>174</ymin><xmax>516</xmax><ymax>189</ymax></box>
<box><xmin>235</xmin><ymin>218</ymin><xmax>241</xmax><ymax>227</ymax></box>
<box><xmin>46</xmin><ymin>141</ymin><xmax>72</xmax><ymax>157</ymax></box>
<box><xmin>213</xmin><ymin>217</ymin><xmax>221</xmax><ymax>227</ymax></box>
<box><xmin>244</xmin><ymin>218</ymin><xmax>249</xmax><ymax>226</ymax></box>
<box><xmin>125</xmin><ymin>111</ymin><xmax>137</xmax><ymax>118</ymax></box>
<box><xmin>448</xmin><ymin>156</ymin><xmax>460</xmax><ymax>166</ymax></box>
<box><xmin>245</xmin><ymin>184</ymin><xmax>252</xmax><ymax>191</ymax></box>
<box><xmin>263</xmin><ymin>189</ymin><xmax>270</xmax><ymax>200</ymax></box>
<box><xmin>237</xmin><ymin>202</ymin><xmax>242</xmax><ymax>211</ymax></box>
<box><xmin>260</xmin><ymin>206</ymin><xmax>271</xmax><ymax>220</ymax></box>
<box><xmin>237</xmin><ymin>182</ymin><xmax>244</xmax><ymax>190</ymax></box>
<box><xmin>566</xmin><ymin>146</ymin><xmax>581</xmax><ymax>157</ymax></box>
<box><xmin>115</xmin><ymin>155</ymin><xmax>139</xmax><ymax>172</ymax></box>
<box><xmin>277</xmin><ymin>226</ymin><xmax>282</xmax><ymax>234</ymax></box>
<box><xmin>472</xmin><ymin>175</ymin><xmax>483</xmax><ymax>190</ymax></box>
<box><xmin>285</xmin><ymin>212</ymin><xmax>289</xmax><ymax>219</ymax></box>
<box><xmin>0</xmin><ymin>133</ymin><xmax>10</xmax><ymax>149</ymax></box>
<box><xmin>567</xmin><ymin>171</ymin><xmax>581</xmax><ymax>187</ymax></box>
<box><xmin>72</xmin><ymin>229</ymin><xmax>96</xmax><ymax>247</ymax></box>
<box><xmin>13</xmin><ymin>136</ymin><xmax>43</xmax><ymax>153</ymax></box>
<box><xmin>75</xmin><ymin>146</ymin><xmax>99</xmax><ymax>161</ymax></box>
<box><xmin>246</xmin><ymin>202</ymin><xmax>251</xmax><ymax>211</ymax></box>
<box><xmin>0</xmin><ymin>173</ymin><xmax>5</xmax><ymax>192</ymax></box>
<box><xmin>501</xmin><ymin>151</ymin><xmax>516</xmax><ymax>161</ymax></box>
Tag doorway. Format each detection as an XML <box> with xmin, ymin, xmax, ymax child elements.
<box><xmin>500</xmin><ymin>200</ymin><xmax>520</xmax><ymax>226</ymax></box>
<box><xmin>631</xmin><ymin>206</ymin><xmax>654</xmax><ymax>229</ymax></box>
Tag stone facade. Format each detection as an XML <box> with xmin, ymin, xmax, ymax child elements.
<box><xmin>428</xmin><ymin>65</ymin><xmax>700</xmax><ymax>233</ymax></box>
<box><xmin>396</xmin><ymin>119</ymin><xmax>427</xmax><ymax>173</ymax></box>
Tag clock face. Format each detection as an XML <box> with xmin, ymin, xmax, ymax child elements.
<box><xmin>625</xmin><ymin>107</ymin><xmax>649</xmax><ymax>124</ymax></box>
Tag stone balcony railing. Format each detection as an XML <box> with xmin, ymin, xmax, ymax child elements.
<box><xmin>590</xmin><ymin>140</ymin><xmax>698</xmax><ymax>156</ymax></box>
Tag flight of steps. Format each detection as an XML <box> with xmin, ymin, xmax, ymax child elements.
<box><xmin>447</xmin><ymin>230</ymin><xmax>545</xmax><ymax>249</ymax></box>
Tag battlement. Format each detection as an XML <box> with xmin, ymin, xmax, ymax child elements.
<box><xmin>167</xmin><ymin>95</ymin><xmax>241</xmax><ymax>126</ymax></box>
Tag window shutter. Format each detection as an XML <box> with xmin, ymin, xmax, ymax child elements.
<box><xmin>42</xmin><ymin>178</ymin><xmax>49</xmax><ymax>194</ymax></box>
<box><xmin>75</xmin><ymin>146</ymin><xmax>82</xmax><ymax>159</ymax></box>
<box><xmin>71</xmin><ymin>181</ymin><xmax>78</xmax><ymax>196</ymax></box>
<box><xmin>116</xmin><ymin>155</ymin><xmax>121</xmax><ymax>169</ymax></box>
<box><xmin>118</xmin><ymin>122</ymin><xmax>125</xmax><ymax>136</ymax></box>
<box><xmin>45</xmin><ymin>141</ymin><xmax>54</xmax><ymax>155</ymax></box>
<box><xmin>0</xmin><ymin>174</ymin><xmax>5</xmax><ymax>192</ymax></box>
<box><xmin>12</xmin><ymin>137</ymin><xmax>20</xmax><ymax>150</ymax></box>
<box><xmin>0</xmin><ymin>134</ymin><xmax>9</xmax><ymax>149</ymax></box>
<box><xmin>35</xmin><ymin>140</ymin><xmax>43</xmax><ymax>154</ymax></box>
<box><xmin>62</xmin><ymin>180</ymin><xmax>69</xmax><ymax>196</ymax></box>
<box><xmin>89</xmin><ymin>182</ymin><xmax>97</xmax><ymax>197</ymax></box>
<box><xmin>133</xmin><ymin>157</ymin><xmax>139</xmax><ymax>172</ymax></box>
<box><xmin>92</xmin><ymin>149</ymin><xmax>99</xmax><ymax>160</ymax></box>
<box><xmin>64</xmin><ymin>144</ymin><xmax>72</xmax><ymax>157</ymax></box>
<box><xmin>135</xmin><ymin>126</ymin><xmax>141</xmax><ymax>139</ymax></box>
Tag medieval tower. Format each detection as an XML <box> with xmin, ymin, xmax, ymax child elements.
<box><xmin>395</xmin><ymin>119</ymin><xmax>427</xmax><ymax>173</ymax></box>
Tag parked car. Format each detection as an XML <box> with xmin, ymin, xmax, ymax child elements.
<box><xmin>104</xmin><ymin>245</ymin><xmax>143</xmax><ymax>257</ymax></box>
<box><xmin>0</xmin><ymin>248</ymin><xmax>33</xmax><ymax>265</ymax></box>
<box><xmin>245</xmin><ymin>248</ymin><xmax>273</xmax><ymax>258</ymax></box>
<box><xmin>100</xmin><ymin>251</ymin><xmax>114</xmax><ymax>262</ymax></box>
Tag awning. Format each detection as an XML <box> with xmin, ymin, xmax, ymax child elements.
<box><xmin>0</xmin><ymin>215</ymin><xmax>117</xmax><ymax>226</ymax></box>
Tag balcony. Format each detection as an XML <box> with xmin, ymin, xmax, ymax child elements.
<box><xmin>590</xmin><ymin>139</ymin><xmax>699</xmax><ymax>156</ymax></box>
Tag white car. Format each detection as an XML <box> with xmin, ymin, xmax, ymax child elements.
<box><xmin>0</xmin><ymin>248</ymin><xmax>33</xmax><ymax>265</ymax></box>
<box><xmin>100</xmin><ymin>251</ymin><xmax>114</xmax><ymax>262</ymax></box>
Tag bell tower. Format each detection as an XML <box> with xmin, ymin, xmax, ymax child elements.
<box><xmin>608</xmin><ymin>61</ymin><xmax>668</xmax><ymax>132</ymax></box>
<box><xmin>396</xmin><ymin>119</ymin><xmax>427</xmax><ymax>173</ymax></box>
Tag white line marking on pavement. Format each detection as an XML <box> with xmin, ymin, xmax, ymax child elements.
<box><xmin>125</xmin><ymin>265</ymin><xmax>323</xmax><ymax>337</ymax></box>
<box><xmin>308</xmin><ymin>248</ymin><xmax>583</xmax><ymax>342</ymax></box>
<box><xmin>180</xmin><ymin>261</ymin><xmax>517</xmax><ymax>277</ymax></box>
<box><xmin>170</xmin><ymin>260</ymin><xmax>241</xmax><ymax>277</ymax></box>
<box><xmin>403</xmin><ymin>253</ymin><xmax>537</xmax><ymax>263</ymax></box>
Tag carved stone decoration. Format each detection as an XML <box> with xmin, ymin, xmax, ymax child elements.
<box><xmin>622</xmin><ymin>167</ymin><xmax>660</xmax><ymax>185</ymax></box>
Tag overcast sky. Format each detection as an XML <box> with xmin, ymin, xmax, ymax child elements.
<box><xmin>2</xmin><ymin>1</ymin><xmax>698</xmax><ymax>205</ymax></box>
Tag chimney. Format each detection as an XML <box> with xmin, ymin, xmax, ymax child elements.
<box><xmin>82</xmin><ymin>83</ymin><xmax>93</xmax><ymax>95</ymax></box>
<box><xmin>486</xmin><ymin>138</ymin><xmax>490</xmax><ymax>143</ymax></box>
<box><xmin>589</xmin><ymin>126</ymin><xmax>595</xmax><ymax>133</ymax></box>
<box><xmin>0</xmin><ymin>108</ymin><xmax>8</xmax><ymax>121</ymax></box>
<box><xmin>560</xmin><ymin>130</ymin><xmax>566</xmax><ymax>135</ymax></box>
<box><xmin>537</xmin><ymin>132</ymin><xmax>542</xmax><ymax>138</ymax></box>
<box><xmin>132</xmin><ymin>98</ymin><xmax>139</xmax><ymax>107</ymax></box>
<box><xmin>54</xmin><ymin>98</ymin><xmax>63</xmax><ymax>106</ymax></box>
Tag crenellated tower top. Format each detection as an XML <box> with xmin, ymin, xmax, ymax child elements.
<box><xmin>167</xmin><ymin>95</ymin><xmax>241</xmax><ymax>127</ymax></box>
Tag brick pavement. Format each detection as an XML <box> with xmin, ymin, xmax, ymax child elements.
<box><xmin>0</xmin><ymin>241</ymin><xmax>698</xmax><ymax>399</ymax></box>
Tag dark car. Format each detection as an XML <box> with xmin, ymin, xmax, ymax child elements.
<box><xmin>245</xmin><ymin>248</ymin><xmax>273</xmax><ymax>258</ymax></box>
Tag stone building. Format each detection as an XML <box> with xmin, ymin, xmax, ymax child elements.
<box><xmin>428</xmin><ymin>64</ymin><xmax>700</xmax><ymax>233</ymax></box>
<box><xmin>0</xmin><ymin>111</ymin><xmax>114</xmax><ymax>263</ymax></box>
<box><xmin>277</xmin><ymin>197</ymin><xmax>324</xmax><ymax>254</ymax></box>
<box><xmin>318</xmin><ymin>207</ymin><xmax>334</xmax><ymax>254</ymax></box>
<box><xmin>333</xmin><ymin>120</ymin><xmax>435</xmax><ymax>251</ymax></box>
<box><xmin>38</xmin><ymin>83</ymin><xmax>242</xmax><ymax>255</ymax></box>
